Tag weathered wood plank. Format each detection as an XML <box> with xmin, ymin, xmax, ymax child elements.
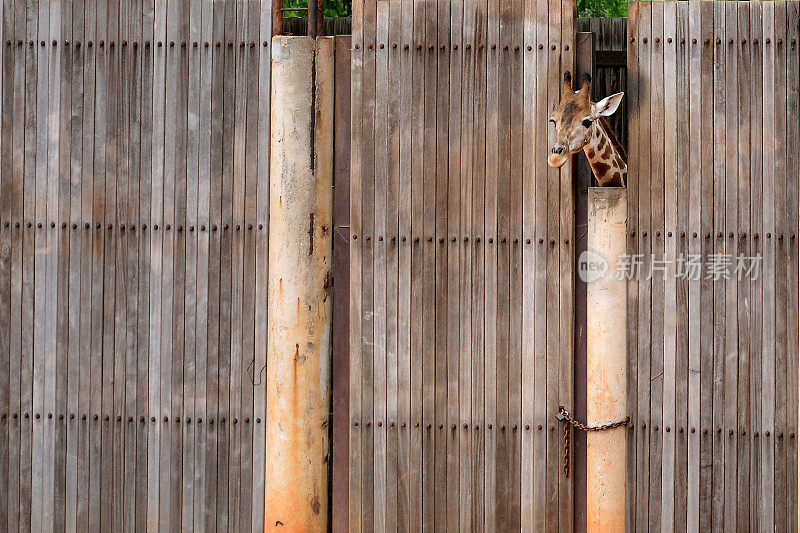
<box><xmin>469</xmin><ymin>2</ymin><xmax>487</xmax><ymax>530</ymax></box>
<box><xmin>673</xmin><ymin>3</ymin><xmax>689</xmax><ymax>529</ymax></box>
<box><xmin>445</xmin><ymin>0</ymin><xmax>462</xmax><ymax>528</ymax></box>
<box><xmin>508</xmin><ymin>0</ymin><xmax>523</xmax><ymax>527</ymax></box>
<box><xmin>348</xmin><ymin>0</ymin><xmax>363</xmax><ymax>529</ymax></box>
<box><xmin>746</xmin><ymin>5</ymin><xmax>763</xmax><ymax>529</ymax></box>
<box><xmin>772</xmin><ymin>3</ymin><xmax>788</xmax><ymax>529</ymax></box>
<box><xmin>483</xmin><ymin>0</ymin><xmax>499</xmax><ymax>527</ymax></box>
<box><xmin>736</xmin><ymin>4</ymin><xmax>752</xmax><ymax>530</ymax></box>
<box><xmin>384</xmin><ymin>0</ymin><xmax>400</xmax><ymax>530</ymax></box>
<box><xmin>360</xmin><ymin>0</ymin><xmax>376</xmax><ymax>529</ymax></box>
<box><xmin>395</xmin><ymin>0</ymin><xmax>412</xmax><ymax>529</ymax></box>
<box><xmin>182</xmin><ymin>1</ymin><xmax>201</xmax><ymax>530</ymax></box>
<box><xmin>784</xmin><ymin>4</ymin><xmax>800</xmax><ymax>530</ymax></box>
<box><xmin>662</xmin><ymin>3</ymin><xmax>678</xmax><ymax>530</ymax></box>
<box><xmin>697</xmin><ymin>3</ymin><xmax>715</xmax><ymax>530</ymax></box>
<box><xmin>372</xmin><ymin>1</ymin><xmax>388</xmax><ymax>529</ymax></box>
<box><xmin>137</xmin><ymin>2</ymin><xmax>155</xmax><ymax>530</ymax></box>
<box><xmin>433</xmin><ymin>0</ymin><xmax>449</xmax><ymax>529</ymax></box>
<box><xmin>521</xmin><ymin>0</ymin><xmax>536</xmax><ymax>530</ymax></box>
<box><xmin>624</xmin><ymin>5</ymin><xmax>640</xmax><ymax>531</ymax></box>
<box><xmin>252</xmin><ymin>2</ymin><xmax>270</xmax><ymax>530</ymax></box>
<box><xmin>761</xmin><ymin>2</ymin><xmax>776</xmax><ymax>531</ymax></box>
<box><xmin>0</xmin><ymin>3</ymin><xmax>11</xmax><ymax>530</ymax></box>
<box><xmin>636</xmin><ymin>3</ymin><xmax>653</xmax><ymax>530</ymax></box>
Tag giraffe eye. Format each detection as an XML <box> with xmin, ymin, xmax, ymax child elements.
<box><xmin>581</xmin><ymin>118</ymin><xmax>593</xmax><ymax>128</ymax></box>
<box><xmin>549</xmin><ymin>118</ymin><xmax>556</xmax><ymax>125</ymax></box>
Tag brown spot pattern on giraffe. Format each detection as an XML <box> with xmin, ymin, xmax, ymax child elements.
<box><xmin>593</xmin><ymin>161</ymin><xmax>611</xmax><ymax>177</ymax></box>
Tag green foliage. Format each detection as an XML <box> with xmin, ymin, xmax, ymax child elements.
<box><xmin>282</xmin><ymin>0</ymin><xmax>351</xmax><ymax>18</ymax></box>
<box><xmin>578</xmin><ymin>0</ymin><xmax>627</xmax><ymax>18</ymax></box>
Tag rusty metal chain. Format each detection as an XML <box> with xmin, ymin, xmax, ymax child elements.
<box><xmin>556</xmin><ymin>406</ymin><xmax>630</xmax><ymax>478</ymax></box>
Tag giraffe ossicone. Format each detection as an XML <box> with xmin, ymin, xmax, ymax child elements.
<box><xmin>548</xmin><ymin>71</ymin><xmax>627</xmax><ymax>187</ymax></box>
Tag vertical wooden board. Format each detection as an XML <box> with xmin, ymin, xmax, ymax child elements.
<box><xmin>148</xmin><ymin>0</ymin><xmax>167</xmax><ymax>528</ymax></box>
<box><xmin>226</xmin><ymin>1</ymin><xmax>244</xmax><ymax>528</ymax></box>
<box><xmin>735</xmin><ymin>4</ymin><xmax>752</xmax><ymax>531</ymax></box>
<box><xmin>456</xmin><ymin>0</ymin><xmax>474</xmax><ymax>526</ymax></box>
<box><xmin>483</xmin><ymin>0</ymin><xmax>498</xmax><ymax>528</ymax></box>
<box><xmin>159</xmin><ymin>2</ymin><xmax>179</xmax><ymax>528</ymax></box>
<box><xmin>722</xmin><ymin>4</ymin><xmax>740</xmax><ymax>530</ymax></box>
<box><xmin>711</xmin><ymin>4</ymin><xmax>727</xmax><ymax>531</ymax></box>
<box><xmin>532</xmin><ymin>0</ymin><xmax>547</xmax><ymax>528</ymax></box>
<box><xmin>746</xmin><ymin>4</ymin><xmax>763</xmax><ymax>529</ymax></box>
<box><xmin>31</xmin><ymin>0</ymin><xmax>49</xmax><ymax>528</ymax></box>
<box><xmin>662</xmin><ymin>2</ymin><xmax>678</xmax><ymax>529</ymax></box>
<box><xmin>772</xmin><ymin>3</ymin><xmax>788</xmax><ymax>529</ymax></box>
<box><xmin>361</xmin><ymin>1</ymin><xmax>376</xmax><ymax>529</ymax></box>
<box><xmin>181</xmin><ymin>0</ymin><xmax>202</xmax><ymax>529</ymax></box>
<box><xmin>0</xmin><ymin>0</ymin><xmax>11</xmax><ymax>528</ymax></box>
<box><xmin>111</xmin><ymin>1</ymin><xmax>128</xmax><ymax>528</ymax></box>
<box><xmin>647</xmin><ymin>5</ymin><xmax>665</xmax><ymax>530</ymax></box>
<box><xmin>495</xmin><ymin>0</ymin><xmax>511</xmax><ymax>527</ymax></box>
<box><xmin>407</xmin><ymin>1</ymin><xmax>424</xmax><ymax>527</ymax></box>
<box><xmin>137</xmin><ymin>1</ymin><xmax>155</xmax><ymax>530</ymax></box>
<box><xmin>784</xmin><ymin>4</ymin><xmax>800</xmax><ymax>530</ymax></box>
<box><xmin>760</xmin><ymin>1</ymin><xmax>776</xmax><ymax>530</ymax></box>
<box><xmin>395</xmin><ymin>2</ymin><xmax>413</xmax><ymax>530</ymax></box>
<box><xmin>673</xmin><ymin>4</ymin><xmax>689</xmax><ymax>530</ymax></box>
<box><xmin>637</xmin><ymin>3</ymin><xmax>653</xmax><ymax>530</ymax></box>
<box><xmin>433</xmin><ymin>0</ymin><xmax>449</xmax><ymax>529</ymax></box>
<box><xmin>520</xmin><ymin>0</ymin><xmax>535</xmax><ymax>529</ymax></box>
<box><xmin>698</xmin><ymin>3</ymin><xmax>715</xmax><ymax>530</ymax></box>
<box><xmin>624</xmin><ymin>5</ymin><xmax>640</xmax><ymax>530</ymax></box>
<box><xmin>251</xmin><ymin>2</ymin><xmax>269</xmax><ymax>530</ymax></box>
<box><xmin>384</xmin><ymin>1</ymin><xmax>400</xmax><ymax>531</ymax></box>
<box><xmin>216</xmin><ymin>3</ymin><xmax>236</xmax><ymax>526</ymax></box>
<box><xmin>558</xmin><ymin>1</ymin><xmax>574</xmax><ymax>531</ymax></box>
<box><xmin>372</xmin><ymin>1</ymin><xmax>388</xmax><ymax>530</ymax></box>
<box><xmin>470</xmin><ymin>2</ymin><xmax>487</xmax><ymax>530</ymax></box>
<box><xmin>7</xmin><ymin>0</ymin><xmax>26</xmax><ymax>529</ymax></box>
<box><xmin>508</xmin><ymin>0</ymin><xmax>523</xmax><ymax>528</ymax></box>
<box><xmin>19</xmin><ymin>0</ymin><xmax>37</xmax><ymax>527</ymax></box>
<box><xmin>204</xmin><ymin>1</ymin><xmax>225</xmax><ymax>527</ymax></box>
<box><xmin>545</xmin><ymin>0</ymin><xmax>561</xmax><ymax>529</ymax></box>
<box><xmin>53</xmin><ymin>1</ymin><xmax>72</xmax><ymax>528</ymax></box>
<box><xmin>238</xmin><ymin>3</ymin><xmax>259</xmax><ymax>530</ymax></box>
<box><xmin>445</xmin><ymin>0</ymin><xmax>462</xmax><ymax>530</ymax></box>
<box><xmin>124</xmin><ymin>1</ymin><xmax>143</xmax><ymax>529</ymax></box>
<box><xmin>348</xmin><ymin>0</ymin><xmax>363</xmax><ymax>529</ymax></box>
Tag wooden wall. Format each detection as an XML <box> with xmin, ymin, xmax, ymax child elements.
<box><xmin>626</xmin><ymin>1</ymin><xmax>798</xmax><ymax>530</ymax></box>
<box><xmin>0</xmin><ymin>0</ymin><xmax>272</xmax><ymax>530</ymax></box>
<box><xmin>576</xmin><ymin>16</ymin><xmax>627</xmax><ymax>149</ymax></box>
<box><xmin>347</xmin><ymin>0</ymin><xmax>576</xmax><ymax>530</ymax></box>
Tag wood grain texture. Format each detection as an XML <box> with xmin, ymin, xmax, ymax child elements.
<box><xmin>0</xmin><ymin>1</ymin><xmax>273</xmax><ymax>528</ymax></box>
<box><xmin>349</xmin><ymin>0</ymin><xmax>575</xmax><ymax>529</ymax></box>
<box><xmin>627</xmin><ymin>2</ymin><xmax>799</xmax><ymax>529</ymax></box>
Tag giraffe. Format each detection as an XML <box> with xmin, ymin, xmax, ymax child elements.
<box><xmin>548</xmin><ymin>71</ymin><xmax>627</xmax><ymax>187</ymax></box>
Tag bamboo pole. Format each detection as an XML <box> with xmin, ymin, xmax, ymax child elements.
<box><xmin>265</xmin><ymin>35</ymin><xmax>334</xmax><ymax>531</ymax></box>
<box><xmin>586</xmin><ymin>187</ymin><xmax>627</xmax><ymax>532</ymax></box>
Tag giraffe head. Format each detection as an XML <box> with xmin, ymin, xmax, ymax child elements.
<box><xmin>547</xmin><ymin>71</ymin><xmax>624</xmax><ymax>168</ymax></box>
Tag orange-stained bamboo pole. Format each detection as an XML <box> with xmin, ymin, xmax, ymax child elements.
<box><xmin>266</xmin><ymin>35</ymin><xmax>334</xmax><ymax>532</ymax></box>
<box><xmin>586</xmin><ymin>187</ymin><xmax>627</xmax><ymax>532</ymax></box>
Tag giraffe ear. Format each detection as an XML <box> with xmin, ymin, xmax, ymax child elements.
<box><xmin>591</xmin><ymin>92</ymin><xmax>624</xmax><ymax>118</ymax></box>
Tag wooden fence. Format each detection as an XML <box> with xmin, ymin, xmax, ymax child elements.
<box><xmin>346</xmin><ymin>0</ymin><xmax>576</xmax><ymax>530</ymax></box>
<box><xmin>626</xmin><ymin>1</ymin><xmax>798</xmax><ymax>530</ymax></box>
<box><xmin>0</xmin><ymin>0</ymin><xmax>272</xmax><ymax>530</ymax></box>
<box><xmin>576</xmin><ymin>17</ymin><xmax>627</xmax><ymax>149</ymax></box>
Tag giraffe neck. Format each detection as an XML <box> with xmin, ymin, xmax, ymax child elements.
<box><xmin>583</xmin><ymin>118</ymin><xmax>627</xmax><ymax>187</ymax></box>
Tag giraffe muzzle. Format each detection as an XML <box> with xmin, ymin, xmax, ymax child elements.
<box><xmin>548</xmin><ymin>145</ymin><xmax>569</xmax><ymax>168</ymax></box>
